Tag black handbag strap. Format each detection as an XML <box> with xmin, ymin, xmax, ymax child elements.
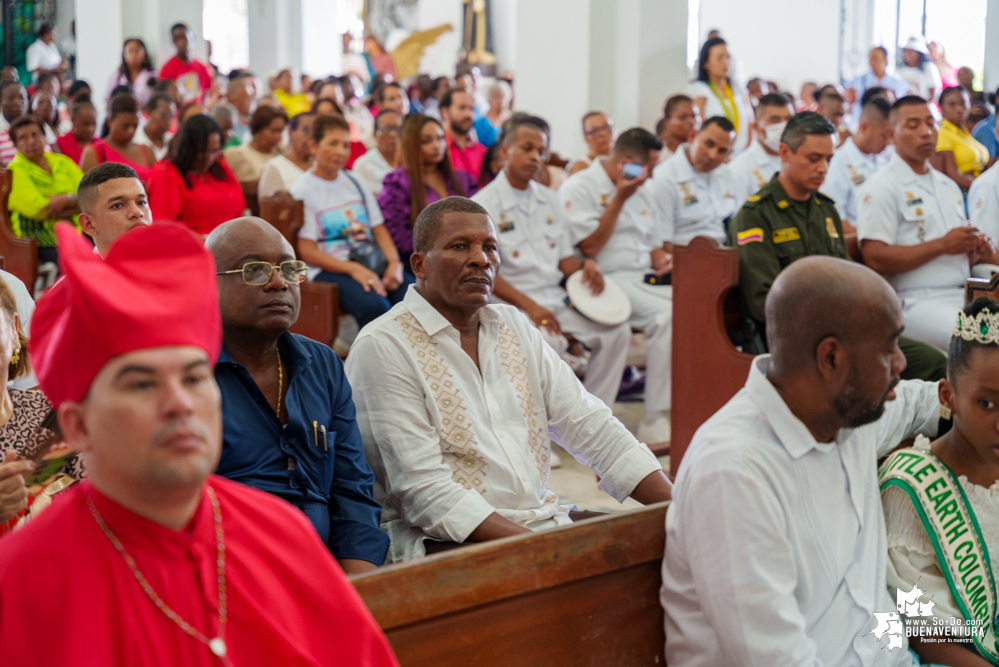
<box><xmin>341</xmin><ymin>170</ymin><xmax>369</xmax><ymax>221</ymax></box>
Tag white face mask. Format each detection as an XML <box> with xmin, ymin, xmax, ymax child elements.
<box><xmin>761</xmin><ymin>120</ymin><xmax>787</xmax><ymax>153</ymax></box>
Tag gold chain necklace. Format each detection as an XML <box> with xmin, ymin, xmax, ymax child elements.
<box><xmin>275</xmin><ymin>349</ymin><xmax>283</xmax><ymax>419</ymax></box>
<box><xmin>86</xmin><ymin>486</ymin><xmax>232</xmax><ymax>665</ymax></box>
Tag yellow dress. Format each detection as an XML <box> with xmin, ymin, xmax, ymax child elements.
<box><xmin>272</xmin><ymin>89</ymin><xmax>311</xmax><ymax>117</ymax></box>
<box><xmin>7</xmin><ymin>151</ymin><xmax>83</xmax><ymax>247</ymax></box>
<box><xmin>937</xmin><ymin>119</ymin><xmax>989</xmax><ymax>177</ymax></box>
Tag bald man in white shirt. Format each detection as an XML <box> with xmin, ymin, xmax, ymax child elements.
<box><xmin>662</xmin><ymin>256</ymin><xmax>938</xmax><ymax>667</ymax></box>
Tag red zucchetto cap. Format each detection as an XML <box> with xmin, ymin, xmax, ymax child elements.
<box><xmin>30</xmin><ymin>222</ymin><xmax>222</xmax><ymax>407</ymax></box>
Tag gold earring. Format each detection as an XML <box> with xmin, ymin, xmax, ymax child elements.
<box><xmin>940</xmin><ymin>405</ymin><xmax>952</xmax><ymax>420</ymax></box>
<box><xmin>9</xmin><ymin>348</ymin><xmax>19</xmax><ymax>366</ymax></box>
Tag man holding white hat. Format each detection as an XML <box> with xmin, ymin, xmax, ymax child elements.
<box><xmin>472</xmin><ymin>115</ymin><xmax>631</xmax><ymax>408</ymax></box>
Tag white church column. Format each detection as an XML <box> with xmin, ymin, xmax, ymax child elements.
<box><xmin>515</xmin><ymin>0</ymin><xmax>592</xmax><ymax>160</ymax></box>
<box><xmin>247</xmin><ymin>0</ymin><xmax>302</xmax><ymax>78</ymax></box>
<box><xmin>75</xmin><ymin>0</ymin><xmax>123</xmax><ymax>116</ymax></box>
<box><xmin>985</xmin><ymin>0</ymin><xmax>999</xmax><ymax>92</ymax></box>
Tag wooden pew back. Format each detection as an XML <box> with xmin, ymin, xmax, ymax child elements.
<box><xmin>259</xmin><ymin>193</ymin><xmax>304</xmax><ymax>252</ymax></box>
<box><xmin>258</xmin><ymin>194</ymin><xmax>340</xmax><ymax>347</ymax></box>
<box><xmin>290</xmin><ymin>280</ymin><xmax>340</xmax><ymax>347</ymax></box>
<box><xmin>0</xmin><ymin>169</ymin><xmax>38</xmax><ymax>291</ymax></box>
<box><xmin>965</xmin><ymin>273</ymin><xmax>999</xmax><ymax>305</ymax></box>
<box><xmin>671</xmin><ymin>237</ymin><xmax>753</xmax><ymax>475</ymax></box>
<box><xmin>351</xmin><ymin>503</ymin><xmax>669</xmax><ymax>666</ymax></box>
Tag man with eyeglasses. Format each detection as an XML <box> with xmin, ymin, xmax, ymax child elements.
<box><xmin>206</xmin><ymin>216</ymin><xmax>388</xmax><ymax>574</ymax></box>
<box><xmin>352</xmin><ymin>109</ymin><xmax>401</xmax><ymax>196</ymax></box>
<box><xmin>567</xmin><ymin>111</ymin><xmax>615</xmax><ymax>175</ymax></box>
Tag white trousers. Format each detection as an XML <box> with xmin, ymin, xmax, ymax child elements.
<box><xmin>538</xmin><ymin>304</ymin><xmax>632</xmax><ymax>407</ymax></box>
<box><xmin>610</xmin><ymin>271</ymin><xmax>672</xmax><ymax>415</ymax></box>
<box><xmin>899</xmin><ymin>287</ymin><xmax>964</xmax><ymax>352</ymax></box>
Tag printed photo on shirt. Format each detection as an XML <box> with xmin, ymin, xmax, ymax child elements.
<box><xmin>317</xmin><ymin>200</ymin><xmax>371</xmax><ymax>259</ymax></box>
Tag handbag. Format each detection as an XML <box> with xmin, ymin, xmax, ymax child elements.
<box><xmin>343</xmin><ymin>171</ymin><xmax>388</xmax><ymax>275</ymax></box>
<box><xmin>349</xmin><ymin>243</ymin><xmax>388</xmax><ymax>275</ymax></box>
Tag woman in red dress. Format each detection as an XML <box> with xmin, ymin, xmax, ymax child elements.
<box><xmin>79</xmin><ymin>93</ymin><xmax>155</xmax><ymax>182</ymax></box>
<box><xmin>53</xmin><ymin>94</ymin><xmax>97</xmax><ymax>164</ymax></box>
<box><xmin>145</xmin><ymin>114</ymin><xmax>244</xmax><ymax>235</ymax></box>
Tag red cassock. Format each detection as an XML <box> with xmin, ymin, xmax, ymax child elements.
<box><xmin>0</xmin><ymin>476</ymin><xmax>399</xmax><ymax>667</ymax></box>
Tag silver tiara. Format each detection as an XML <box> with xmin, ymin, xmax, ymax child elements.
<box><xmin>954</xmin><ymin>310</ymin><xmax>999</xmax><ymax>344</ymax></box>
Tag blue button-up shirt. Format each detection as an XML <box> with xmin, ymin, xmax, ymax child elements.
<box><xmin>215</xmin><ymin>332</ymin><xmax>389</xmax><ymax>565</ymax></box>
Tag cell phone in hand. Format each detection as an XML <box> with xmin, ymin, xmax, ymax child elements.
<box><xmin>622</xmin><ymin>162</ymin><xmax>643</xmax><ymax>179</ymax></box>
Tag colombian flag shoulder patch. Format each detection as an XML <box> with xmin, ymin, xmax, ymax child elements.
<box><xmin>737</xmin><ymin>228</ymin><xmax>764</xmax><ymax>245</ymax></box>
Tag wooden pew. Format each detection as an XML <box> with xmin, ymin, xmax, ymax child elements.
<box><xmin>0</xmin><ymin>169</ymin><xmax>38</xmax><ymax>291</ymax></box>
<box><xmin>258</xmin><ymin>194</ymin><xmax>340</xmax><ymax>347</ymax></box>
<box><xmin>350</xmin><ymin>502</ymin><xmax>668</xmax><ymax>666</ymax></box>
<box><xmin>290</xmin><ymin>280</ymin><xmax>340</xmax><ymax>347</ymax></box>
<box><xmin>671</xmin><ymin>237</ymin><xmax>753</xmax><ymax>475</ymax></box>
<box><xmin>259</xmin><ymin>193</ymin><xmax>304</xmax><ymax>252</ymax></box>
<box><xmin>965</xmin><ymin>272</ymin><xmax>999</xmax><ymax>305</ymax></box>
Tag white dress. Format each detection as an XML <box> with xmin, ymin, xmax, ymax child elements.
<box><xmin>883</xmin><ymin>435</ymin><xmax>999</xmax><ymax>625</ymax></box>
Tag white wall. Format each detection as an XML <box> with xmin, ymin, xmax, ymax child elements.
<box><xmin>698</xmin><ymin>0</ymin><xmax>841</xmax><ymax>94</ymax></box>
<box><xmin>490</xmin><ymin>0</ymin><xmax>517</xmax><ymax>73</ymax></box>
<box><xmin>986</xmin><ymin>0</ymin><xmax>999</xmax><ymax>91</ymax></box>
<box><xmin>76</xmin><ymin>0</ymin><xmax>123</xmax><ymax>116</ymax></box>
<box><xmin>516</xmin><ymin>0</ymin><xmax>592</xmax><ymax>159</ymax></box>
<box><xmin>247</xmin><ymin>0</ymin><xmax>302</xmax><ymax>77</ymax></box>
<box><xmin>417</xmin><ymin>0</ymin><xmax>463</xmax><ymax>77</ymax></box>
<box><xmin>302</xmin><ymin>0</ymin><xmax>341</xmax><ymax>78</ymax></box>
<box><xmin>637</xmin><ymin>0</ymin><xmax>688</xmax><ymax>130</ymax></box>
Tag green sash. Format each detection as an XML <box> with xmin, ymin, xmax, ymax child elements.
<box><xmin>879</xmin><ymin>447</ymin><xmax>999</xmax><ymax>664</ymax></box>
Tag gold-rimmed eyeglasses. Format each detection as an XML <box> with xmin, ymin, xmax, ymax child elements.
<box><xmin>216</xmin><ymin>260</ymin><xmax>308</xmax><ymax>285</ymax></box>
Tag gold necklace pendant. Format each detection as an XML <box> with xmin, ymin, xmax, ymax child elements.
<box><xmin>209</xmin><ymin>638</ymin><xmax>227</xmax><ymax>657</ymax></box>
<box><xmin>275</xmin><ymin>348</ymin><xmax>283</xmax><ymax>419</ymax></box>
<box><xmin>86</xmin><ymin>486</ymin><xmax>231</xmax><ymax>665</ymax></box>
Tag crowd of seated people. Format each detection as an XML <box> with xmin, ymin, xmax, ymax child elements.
<box><xmin>2</xmin><ymin>20</ymin><xmax>999</xmax><ymax>666</ymax></box>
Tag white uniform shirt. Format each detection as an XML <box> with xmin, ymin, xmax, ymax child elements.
<box><xmin>969</xmin><ymin>160</ymin><xmax>999</xmax><ymax>243</ymax></box>
<box><xmin>727</xmin><ymin>140</ymin><xmax>782</xmax><ymax>208</ymax></box>
<box><xmin>559</xmin><ymin>158</ymin><xmax>663</xmax><ymax>273</ymax></box>
<box><xmin>351</xmin><ymin>146</ymin><xmax>394</xmax><ymax>196</ymax></box>
<box><xmin>650</xmin><ymin>145</ymin><xmax>736</xmax><ymax>246</ymax></box>
<box><xmin>856</xmin><ymin>154</ymin><xmax>970</xmax><ymax>293</ymax></box>
<box><xmin>823</xmin><ymin>137</ymin><xmax>890</xmax><ymax>223</ymax></box>
<box><xmin>662</xmin><ymin>355</ymin><xmax>938</xmax><ymax>667</ymax></box>
<box><xmin>472</xmin><ymin>171</ymin><xmax>570</xmax><ymax>311</ymax></box>
<box><xmin>345</xmin><ymin>287</ymin><xmax>662</xmax><ymax>562</ymax></box>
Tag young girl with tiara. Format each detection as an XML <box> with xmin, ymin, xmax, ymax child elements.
<box><xmin>881</xmin><ymin>297</ymin><xmax>999</xmax><ymax>666</ymax></box>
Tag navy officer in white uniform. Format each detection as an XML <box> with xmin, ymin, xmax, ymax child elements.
<box><xmin>650</xmin><ymin>116</ymin><xmax>737</xmax><ymax>249</ymax></box>
<box><xmin>727</xmin><ymin>93</ymin><xmax>794</xmax><ymax>207</ymax></box>
<box><xmin>559</xmin><ymin>128</ymin><xmax>672</xmax><ymax>445</ymax></box>
<box><xmin>858</xmin><ymin>96</ymin><xmax>998</xmax><ymax>350</ymax></box>
<box><xmin>472</xmin><ymin>115</ymin><xmax>630</xmax><ymax>408</ymax></box>
<box><xmin>823</xmin><ymin>97</ymin><xmax>891</xmax><ymax>237</ymax></box>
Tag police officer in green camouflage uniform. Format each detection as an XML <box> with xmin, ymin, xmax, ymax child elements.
<box><xmin>728</xmin><ymin>111</ymin><xmax>945</xmax><ymax>381</ymax></box>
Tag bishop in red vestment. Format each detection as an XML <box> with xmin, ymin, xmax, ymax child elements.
<box><xmin>0</xmin><ymin>223</ymin><xmax>399</xmax><ymax>667</ymax></box>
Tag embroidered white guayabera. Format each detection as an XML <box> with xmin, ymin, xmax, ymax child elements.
<box><xmin>346</xmin><ymin>287</ymin><xmax>662</xmax><ymax>562</ymax></box>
